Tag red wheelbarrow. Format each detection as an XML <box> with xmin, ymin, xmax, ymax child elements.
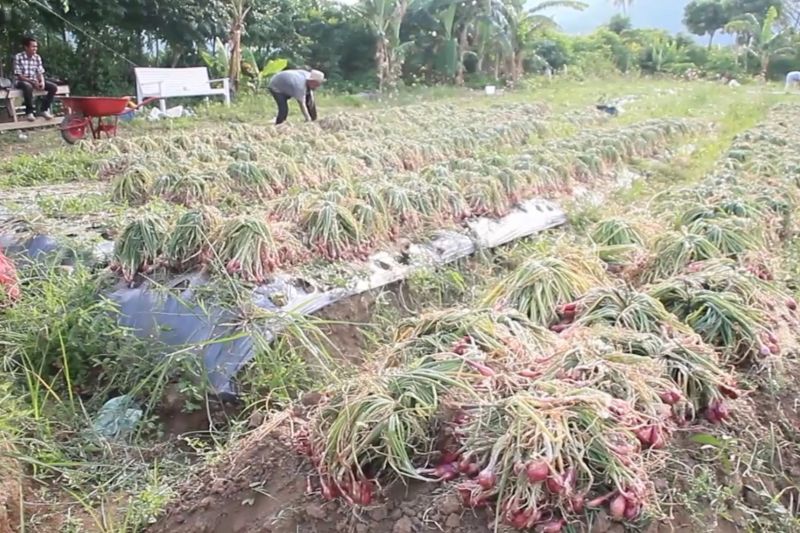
<box><xmin>59</xmin><ymin>96</ymin><xmax>157</xmax><ymax>144</ymax></box>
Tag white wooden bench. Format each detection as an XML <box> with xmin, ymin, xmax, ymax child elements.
<box><xmin>134</xmin><ymin>67</ymin><xmax>231</xmax><ymax>112</ymax></box>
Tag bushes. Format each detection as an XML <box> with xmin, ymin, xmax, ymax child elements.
<box><xmin>0</xmin><ymin>261</ymin><xmax>151</xmax><ymax>390</ymax></box>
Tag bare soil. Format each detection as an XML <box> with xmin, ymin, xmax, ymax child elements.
<box><xmin>147</xmin><ymin>412</ymin><xmax>491</xmax><ymax>533</ymax></box>
<box><xmin>0</xmin><ymin>447</ymin><xmax>21</xmax><ymax>533</ymax></box>
<box><xmin>316</xmin><ymin>281</ymin><xmax>413</xmax><ymax>357</ymax></box>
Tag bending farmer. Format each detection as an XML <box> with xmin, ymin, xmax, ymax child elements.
<box><xmin>268</xmin><ymin>69</ymin><xmax>325</xmax><ymax>125</ymax></box>
<box><xmin>14</xmin><ymin>36</ymin><xmax>57</xmax><ymax>121</ymax></box>
<box><xmin>786</xmin><ymin>71</ymin><xmax>800</xmax><ymax>92</ymax></box>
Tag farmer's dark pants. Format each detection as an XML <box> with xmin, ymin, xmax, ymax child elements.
<box><xmin>270</xmin><ymin>89</ymin><xmax>317</xmax><ymax>125</ymax></box>
<box><xmin>15</xmin><ymin>80</ymin><xmax>57</xmax><ymax>114</ymax></box>
<box><xmin>270</xmin><ymin>89</ymin><xmax>290</xmax><ymax>125</ymax></box>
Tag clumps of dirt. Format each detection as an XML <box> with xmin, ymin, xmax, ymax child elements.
<box><xmin>157</xmin><ymin>383</ymin><xmax>241</xmax><ymax>440</ymax></box>
<box><xmin>298</xmin><ymin>482</ymin><xmax>490</xmax><ymax>533</ymax></box>
<box><xmin>0</xmin><ymin>447</ymin><xmax>21</xmax><ymax>533</ymax></box>
<box><xmin>312</xmin><ymin>282</ymin><xmax>411</xmax><ymax>364</ymax></box>
<box><xmin>148</xmin><ymin>413</ymin><xmax>306</xmax><ymax>533</ymax></box>
<box><xmin>149</xmin><ymin>412</ymin><xmax>490</xmax><ymax>533</ymax></box>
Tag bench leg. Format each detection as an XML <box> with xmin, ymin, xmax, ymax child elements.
<box><xmin>9</xmin><ymin>97</ymin><xmax>18</xmax><ymax>122</ymax></box>
<box><xmin>223</xmin><ymin>79</ymin><xmax>231</xmax><ymax>106</ymax></box>
<box><xmin>159</xmin><ymin>99</ymin><xmax>167</xmax><ymax>114</ymax></box>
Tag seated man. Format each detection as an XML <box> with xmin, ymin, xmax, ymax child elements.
<box><xmin>14</xmin><ymin>36</ymin><xmax>57</xmax><ymax>121</ymax></box>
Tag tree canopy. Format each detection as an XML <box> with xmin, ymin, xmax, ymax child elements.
<box><xmin>684</xmin><ymin>0</ymin><xmax>731</xmax><ymax>48</ymax></box>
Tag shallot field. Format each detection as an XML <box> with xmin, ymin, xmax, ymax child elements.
<box><xmin>2</xmin><ymin>79</ymin><xmax>800</xmax><ymax>533</ymax></box>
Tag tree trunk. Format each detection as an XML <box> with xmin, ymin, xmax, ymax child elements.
<box><xmin>455</xmin><ymin>24</ymin><xmax>468</xmax><ymax>86</ymax></box>
<box><xmin>376</xmin><ymin>36</ymin><xmax>387</xmax><ymax>92</ymax></box>
<box><xmin>475</xmin><ymin>26</ymin><xmax>485</xmax><ymax>73</ymax></box>
<box><xmin>707</xmin><ymin>30</ymin><xmax>715</xmax><ymax>49</ymax></box>
<box><xmin>513</xmin><ymin>51</ymin><xmax>524</xmax><ymax>82</ymax></box>
<box><xmin>380</xmin><ymin>0</ymin><xmax>410</xmax><ymax>92</ymax></box>
<box><xmin>229</xmin><ymin>24</ymin><xmax>242</xmax><ymax>93</ymax></box>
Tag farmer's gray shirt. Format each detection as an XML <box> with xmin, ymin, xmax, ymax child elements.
<box><xmin>269</xmin><ymin>70</ymin><xmax>309</xmax><ymax>101</ymax></box>
<box><xmin>788</xmin><ymin>71</ymin><xmax>800</xmax><ymax>83</ymax></box>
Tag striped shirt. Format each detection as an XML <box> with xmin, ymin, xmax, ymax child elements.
<box><xmin>13</xmin><ymin>52</ymin><xmax>45</xmax><ymax>80</ymax></box>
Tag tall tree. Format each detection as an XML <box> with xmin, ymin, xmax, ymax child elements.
<box><xmin>728</xmin><ymin>0</ymin><xmax>783</xmax><ymax>21</ymax></box>
<box><xmin>725</xmin><ymin>5</ymin><xmax>791</xmax><ymax>75</ymax></box>
<box><xmin>358</xmin><ymin>0</ymin><xmax>413</xmax><ymax>91</ymax></box>
<box><xmin>608</xmin><ymin>14</ymin><xmax>632</xmax><ymax>34</ymax></box>
<box><xmin>684</xmin><ymin>0</ymin><xmax>731</xmax><ymax>48</ymax></box>
<box><xmin>416</xmin><ymin>0</ymin><xmax>502</xmax><ymax>85</ymax></box>
<box><xmin>612</xmin><ymin>0</ymin><xmax>634</xmax><ymax>15</ymax></box>
<box><xmin>499</xmin><ymin>0</ymin><xmax>587</xmax><ymax>81</ymax></box>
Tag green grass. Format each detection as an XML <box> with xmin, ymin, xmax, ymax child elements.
<box><xmin>36</xmin><ymin>192</ymin><xmax>113</xmax><ymax>218</ymax></box>
<box><xmin>0</xmin><ymin>150</ymin><xmax>98</xmax><ymax>188</ymax></box>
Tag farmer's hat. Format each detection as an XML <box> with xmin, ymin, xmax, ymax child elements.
<box><xmin>309</xmin><ymin>69</ymin><xmax>325</xmax><ymax>83</ymax></box>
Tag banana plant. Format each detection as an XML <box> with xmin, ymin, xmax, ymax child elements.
<box><xmin>435</xmin><ymin>3</ymin><xmax>458</xmax><ymax>78</ymax></box>
<box><xmin>241</xmin><ymin>50</ymin><xmax>288</xmax><ymax>92</ymax></box>
<box><xmin>497</xmin><ymin>0</ymin><xmax>587</xmax><ymax>81</ymax></box>
<box><xmin>644</xmin><ymin>35</ymin><xmax>691</xmax><ymax>74</ymax></box>
<box><xmin>358</xmin><ymin>0</ymin><xmax>415</xmax><ymax>91</ymax></box>
<box><xmin>200</xmin><ymin>37</ymin><xmax>230</xmax><ymax>79</ymax></box>
<box><xmin>725</xmin><ymin>6</ymin><xmax>792</xmax><ymax>76</ymax></box>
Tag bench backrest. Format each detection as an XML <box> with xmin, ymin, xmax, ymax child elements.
<box><xmin>134</xmin><ymin>67</ymin><xmax>219</xmax><ymax>99</ymax></box>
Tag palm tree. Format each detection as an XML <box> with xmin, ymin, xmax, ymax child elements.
<box><xmin>725</xmin><ymin>6</ymin><xmax>791</xmax><ymax>76</ymax></box>
<box><xmin>612</xmin><ymin>0</ymin><xmax>633</xmax><ymax>15</ymax></box>
<box><xmin>421</xmin><ymin>0</ymin><xmax>583</xmax><ymax>84</ymax></box>
<box><xmin>499</xmin><ymin>0</ymin><xmax>587</xmax><ymax>81</ymax></box>
<box><xmin>419</xmin><ymin>0</ymin><xmax>500</xmax><ymax>85</ymax></box>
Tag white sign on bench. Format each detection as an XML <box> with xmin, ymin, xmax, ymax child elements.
<box><xmin>134</xmin><ymin>67</ymin><xmax>230</xmax><ymax>112</ymax></box>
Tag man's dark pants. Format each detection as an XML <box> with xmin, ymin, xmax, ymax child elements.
<box><xmin>269</xmin><ymin>89</ymin><xmax>290</xmax><ymax>125</ymax></box>
<box><xmin>269</xmin><ymin>88</ymin><xmax>317</xmax><ymax>124</ymax></box>
<box><xmin>15</xmin><ymin>80</ymin><xmax>57</xmax><ymax>115</ymax></box>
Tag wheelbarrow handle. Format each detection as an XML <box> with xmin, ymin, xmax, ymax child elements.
<box><xmin>128</xmin><ymin>97</ymin><xmax>159</xmax><ymax>111</ymax></box>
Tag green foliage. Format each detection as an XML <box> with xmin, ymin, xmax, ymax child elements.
<box><xmin>0</xmin><ymin>261</ymin><xmax>151</xmax><ymax>392</ymax></box>
<box><xmin>684</xmin><ymin>0</ymin><xmax>731</xmax><ymax>47</ymax></box>
<box><xmin>608</xmin><ymin>14</ymin><xmax>632</xmax><ymax>34</ymax></box>
<box><xmin>1</xmin><ymin>0</ymin><xmax>795</xmax><ymax>93</ymax></box>
<box><xmin>0</xmin><ymin>151</ymin><xmax>96</xmax><ymax>188</ymax></box>
<box><xmin>200</xmin><ymin>37</ymin><xmax>230</xmax><ymax>79</ymax></box>
<box><xmin>724</xmin><ymin>5</ymin><xmax>790</xmax><ymax>75</ymax></box>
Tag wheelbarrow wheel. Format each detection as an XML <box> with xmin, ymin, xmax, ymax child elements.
<box><xmin>60</xmin><ymin>113</ymin><xmax>88</xmax><ymax>144</ymax></box>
